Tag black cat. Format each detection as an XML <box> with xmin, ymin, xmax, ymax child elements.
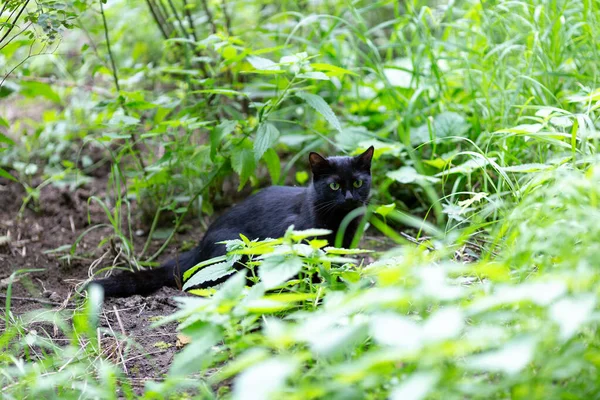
<box><xmin>91</xmin><ymin>146</ymin><xmax>374</xmax><ymax>297</ymax></box>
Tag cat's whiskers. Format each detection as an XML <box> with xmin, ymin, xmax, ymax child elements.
<box><xmin>318</xmin><ymin>204</ymin><xmax>338</xmax><ymax>215</ymax></box>
<box><xmin>313</xmin><ymin>200</ymin><xmax>338</xmax><ymax>213</ymax></box>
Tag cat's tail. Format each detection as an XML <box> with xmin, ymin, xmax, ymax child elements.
<box><xmin>89</xmin><ymin>247</ymin><xmax>202</xmax><ymax>298</ymax></box>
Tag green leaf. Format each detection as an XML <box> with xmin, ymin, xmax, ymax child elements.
<box><xmin>231</xmin><ymin>147</ymin><xmax>256</xmax><ymax>190</ymax></box>
<box><xmin>434</xmin><ymin>157</ymin><xmax>495</xmax><ymax>177</ymax></box>
<box><xmin>384</xmin><ymin>67</ymin><xmax>413</xmax><ymax>88</ymax></box>
<box><xmin>466</xmin><ymin>337</ymin><xmax>536</xmax><ymax>375</ymax></box>
<box><xmin>308</xmin><ymin>323</ymin><xmax>369</xmax><ymax>357</ymax></box>
<box><xmin>233</xmin><ymin>357</ymin><xmax>299</xmax><ymax>400</ymax></box>
<box><xmin>0</xmin><ymin>132</ymin><xmax>14</xmax><ymax>146</ymax></box>
<box><xmin>108</xmin><ymin>114</ymin><xmax>140</xmax><ymax>126</ymax></box>
<box><xmin>375</xmin><ymin>203</ymin><xmax>396</xmax><ymax>217</ymax></box>
<box><xmin>169</xmin><ymin>324</ymin><xmax>221</xmax><ymax>376</ymax></box>
<box><xmin>258</xmin><ymin>255</ymin><xmax>303</xmax><ymax>290</ymax></box>
<box><xmin>387</xmin><ymin>166</ymin><xmax>439</xmax><ymax>184</ymax></box>
<box><xmin>183</xmin><ymin>255</ymin><xmax>228</xmax><ymax>281</ymax></box>
<box><xmin>324</xmin><ymin>247</ymin><xmax>373</xmax><ymax>255</ymax></box>
<box><xmin>390</xmin><ymin>372</ymin><xmax>439</xmax><ymax>400</ymax></box>
<box><xmin>247</xmin><ymin>55</ymin><xmax>280</xmax><ymax>71</ymax></box>
<box><xmin>412</xmin><ymin>112</ymin><xmax>470</xmax><ymax>145</ymax></box>
<box><xmin>501</xmin><ymin>163</ymin><xmax>552</xmax><ymax>173</ymax></box>
<box><xmin>296</xmin><ymin>92</ymin><xmax>342</xmax><ymax>133</ymax></box>
<box><xmin>241</xmin><ymin>69</ymin><xmax>287</xmax><ymax>75</ymax></box>
<box><xmin>211</xmin><ymin>120</ymin><xmax>237</xmax><ymax>160</ymax></box>
<box><xmin>0</xmin><ymin>81</ymin><xmax>17</xmax><ymax>98</ymax></box>
<box><xmin>311</xmin><ymin>63</ymin><xmax>359</xmax><ymax>77</ymax></box>
<box><xmin>549</xmin><ymin>295</ymin><xmax>595</xmax><ymax>341</ymax></box>
<box><xmin>254</xmin><ymin>122</ymin><xmax>279</xmax><ymax>161</ymax></box>
<box><xmin>295</xmin><ymin>170</ymin><xmax>308</xmax><ymax>185</ymax></box>
<box><xmin>497</xmin><ymin>123</ymin><xmax>544</xmax><ymax>134</ymax></box>
<box><xmin>297</xmin><ymin>71</ymin><xmax>330</xmax><ymax>80</ymax></box>
<box><xmin>290</xmin><ymin>228</ymin><xmax>332</xmax><ymax>240</ymax></box>
<box><xmin>262</xmin><ymin>293</ymin><xmax>316</xmax><ymax>303</ymax></box>
<box><xmin>0</xmin><ymin>117</ymin><xmax>9</xmax><ymax>128</ymax></box>
<box><xmin>263</xmin><ymin>148</ymin><xmax>281</xmax><ymax>184</ymax></box>
<box><xmin>182</xmin><ymin>262</ymin><xmax>235</xmax><ymax>291</ymax></box>
<box><xmin>19</xmin><ymin>81</ymin><xmax>60</xmax><ymax>103</ymax></box>
<box><xmin>0</xmin><ymin>168</ymin><xmax>17</xmax><ymax>182</ymax></box>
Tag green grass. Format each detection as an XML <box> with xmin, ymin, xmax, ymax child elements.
<box><xmin>1</xmin><ymin>0</ymin><xmax>600</xmax><ymax>398</ymax></box>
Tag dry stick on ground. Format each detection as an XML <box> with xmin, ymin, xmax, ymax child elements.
<box><xmin>0</xmin><ymin>294</ymin><xmax>62</xmax><ymax>306</ymax></box>
<box><xmin>104</xmin><ymin>307</ymin><xmax>129</xmax><ymax>375</ymax></box>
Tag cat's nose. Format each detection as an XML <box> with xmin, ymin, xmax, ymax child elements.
<box><xmin>345</xmin><ymin>191</ymin><xmax>353</xmax><ymax>201</ymax></box>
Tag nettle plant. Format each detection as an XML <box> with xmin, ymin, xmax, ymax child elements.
<box><xmin>207</xmin><ymin>51</ymin><xmax>356</xmax><ymax>190</ymax></box>
<box><xmin>141</xmin><ymin>165</ymin><xmax>600</xmax><ymax>400</ymax></box>
<box><xmin>180</xmin><ymin>226</ymin><xmax>369</xmax><ymax>294</ymax></box>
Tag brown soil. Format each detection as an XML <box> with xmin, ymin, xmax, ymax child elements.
<box><xmin>0</xmin><ymin>174</ymin><xmax>204</xmax><ymax>392</ymax></box>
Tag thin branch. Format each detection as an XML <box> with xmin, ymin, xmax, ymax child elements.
<box><xmin>99</xmin><ymin>0</ymin><xmax>120</xmax><ymax>92</ymax></box>
<box><xmin>166</xmin><ymin>0</ymin><xmax>188</xmax><ymax>39</ymax></box>
<box><xmin>0</xmin><ymin>2</ymin><xmax>10</xmax><ymax>28</ymax></box>
<box><xmin>182</xmin><ymin>0</ymin><xmax>197</xmax><ymax>41</ymax></box>
<box><xmin>0</xmin><ymin>22</ymin><xmax>32</xmax><ymax>52</ymax></box>
<box><xmin>156</xmin><ymin>0</ymin><xmax>176</xmax><ymax>36</ymax></box>
<box><xmin>200</xmin><ymin>0</ymin><xmax>217</xmax><ymax>34</ymax></box>
<box><xmin>1</xmin><ymin>39</ymin><xmax>61</xmax><ymax>88</ymax></box>
<box><xmin>221</xmin><ymin>0</ymin><xmax>231</xmax><ymax>35</ymax></box>
<box><xmin>145</xmin><ymin>0</ymin><xmax>170</xmax><ymax>39</ymax></box>
<box><xmin>0</xmin><ymin>0</ymin><xmax>30</xmax><ymax>47</ymax></box>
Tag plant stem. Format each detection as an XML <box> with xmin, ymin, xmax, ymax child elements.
<box><xmin>146</xmin><ymin>165</ymin><xmax>223</xmax><ymax>262</ymax></box>
<box><xmin>145</xmin><ymin>0</ymin><xmax>170</xmax><ymax>39</ymax></box>
<box><xmin>200</xmin><ymin>0</ymin><xmax>217</xmax><ymax>34</ymax></box>
<box><xmin>221</xmin><ymin>0</ymin><xmax>231</xmax><ymax>35</ymax></box>
<box><xmin>166</xmin><ymin>0</ymin><xmax>188</xmax><ymax>39</ymax></box>
<box><xmin>182</xmin><ymin>0</ymin><xmax>197</xmax><ymax>41</ymax></box>
<box><xmin>0</xmin><ymin>0</ymin><xmax>30</xmax><ymax>47</ymax></box>
<box><xmin>99</xmin><ymin>0</ymin><xmax>120</xmax><ymax>92</ymax></box>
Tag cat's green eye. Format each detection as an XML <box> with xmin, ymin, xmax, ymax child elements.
<box><xmin>329</xmin><ymin>182</ymin><xmax>340</xmax><ymax>191</ymax></box>
<box><xmin>353</xmin><ymin>180</ymin><xmax>363</xmax><ymax>188</ymax></box>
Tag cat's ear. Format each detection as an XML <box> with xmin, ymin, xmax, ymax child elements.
<box><xmin>309</xmin><ymin>152</ymin><xmax>330</xmax><ymax>176</ymax></box>
<box><xmin>355</xmin><ymin>146</ymin><xmax>374</xmax><ymax>171</ymax></box>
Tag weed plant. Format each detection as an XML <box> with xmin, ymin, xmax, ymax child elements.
<box><xmin>1</xmin><ymin>0</ymin><xmax>600</xmax><ymax>398</ymax></box>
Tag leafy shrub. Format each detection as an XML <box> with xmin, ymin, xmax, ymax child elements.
<box><xmin>1</xmin><ymin>0</ymin><xmax>600</xmax><ymax>398</ymax></box>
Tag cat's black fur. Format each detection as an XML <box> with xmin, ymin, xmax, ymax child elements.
<box><xmin>91</xmin><ymin>146</ymin><xmax>374</xmax><ymax>297</ymax></box>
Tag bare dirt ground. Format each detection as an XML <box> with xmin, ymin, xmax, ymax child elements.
<box><xmin>0</xmin><ymin>172</ymin><xmax>206</xmax><ymax>391</ymax></box>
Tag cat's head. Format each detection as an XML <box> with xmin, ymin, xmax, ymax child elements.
<box><xmin>308</xmin><ymin>146</ymin><xmax>374</xmax><ymax>211</ymax></box>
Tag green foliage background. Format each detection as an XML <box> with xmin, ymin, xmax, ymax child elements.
<box><xmin>1</xmin><ymin>0</ymin><xmax>600</xmax><ymax>398</ymax></box>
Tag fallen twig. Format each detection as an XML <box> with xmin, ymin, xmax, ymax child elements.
<box><xmin>0</xmin><ymin>294</ymin><xmax>61</xmax><ymax>306</ymax></box>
